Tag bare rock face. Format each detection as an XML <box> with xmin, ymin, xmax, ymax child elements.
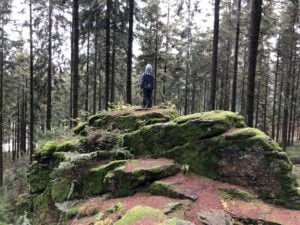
<box><xmin>17</xmin><ymin>107</ymin><xmax>300</xmax><ymax>225</ymax></box>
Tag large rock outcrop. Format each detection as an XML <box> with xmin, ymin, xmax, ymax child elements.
<box><xmin>17</xmin><ymin>107</ymin><xmax>300</xmax><ymax>225</ymax></box>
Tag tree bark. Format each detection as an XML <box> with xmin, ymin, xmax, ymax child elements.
<box><xmin>246</xmin><ymin>0</ymin><xmax>263</xmax><ymax>127</ymax></box>
<box><xmin>271</xmin><ymin>50</ymin><xmax>279</xmax><ymax>139</ymax></box>
<box><xmin>210</xmin><ymin>0</ymin><xmax>221</xmax><ymax>110</ymax></box>
<box><xmin>85</xmin><ymin>30</ymin><xmax>90</xmax><ymax>114</ymax></box>
<box><xmin>46</xmin><ymin>0</ymin><xmax>53</xmax><ymax>130</ymax></box>
<box><xmin>0</xmin><ymin>5</ymin><xmax>3</xmax><ymax>186</ymax></box>
<box><xmin>105</xmin><ymin>0</ymin><xmax>112</xmax><ymax>109</ymax></box>
<box><xmin>72</xmin><ymin>0</ymin><xmax>80</xmax><ymax>124</ymax></box>
<box><xmin>29</xmin><ymin>0</ymin><xmax>34</xmax><ymax>160</ymax></box>
<box><xmin>126</xmin><ymin>0</ymin><xmax>134</xmax><ymax>105</ymax></box>
<box><xmin>231</xmin><ymin>0</ymin><xmax>241</xmax><ymax>112</ymax></box>
<box><xmin>93</xmin><ymin>17</ymin><xmax>98</xmax><ymax>114</ymax></box>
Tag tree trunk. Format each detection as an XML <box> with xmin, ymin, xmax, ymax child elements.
<box><xmin>154</xmin><ymin>2</ymin><xmax>159</xmax><ymax>106</ymax></box>
<box><xmin>85</xmin><ymin>30</ymin><xmax>90</xmax><ymax>114</ymax></box>
<box><xmin>72</xmin><ymin>0</ymin><xmax>80</xmax><ymax>124</ymax></box>
<box><xmin>29</xmin><ymin>0</ymin><xmax>34</xmax><ymax>160</ymax></box>
<box><xmin>105</xmin><ymin>0</ymin><xmax>112</xmax><ymax>110</ymax></box>
<box><xmin>255</xmin><ymin>79</ymin><xmax>261</xmax><ymax>128</ymax></box>
<box><xmin>184</xmin><ymin>0</ymin><xmax>191</xmax><ymax>115</ymax></box>
<box><xmin>246</xmin><ymin>0</ymin><xmax>263</xmax><ymax>127</ymax></box>
<box><xmin>276</xmin><ymin>70</ymin><xmax>284</xmax><ymax>142</ymax></box>
<box><xmin>210</xmin><ymin>0</ymin><xmax>221</xmax><ymax>110</ymax></box>
<box><xmin>231</xmin><ymin>0</ymin><xmax>241</xmax><ymax>112</ymax></box>
<box><xmin>271</xmin><ymin>50</ymin><xmax>279</xmax><ymax>139</ymax></box>
<box><xmin>0</xmin><ymin>6</ymin><xmax>3</xmax><ymax>186</ymax></box>
<box><xmin>126</xmin><ymin>0</ymin><xmax>134</xmax><ymax>105</ymax></box>
<box><xmin>110</xmin><ymin>1</ymin><xmax>117</xmax><ymax>104</ymax></box>
<box><xmin>93</xmin><ymin>17</ymin><xmax>98</xmax><ymax>114</ymax></box>
<box><xmin>46</xmin><ymin>0</ymin><xmax>52</xmax><ymax>130</ymax></box>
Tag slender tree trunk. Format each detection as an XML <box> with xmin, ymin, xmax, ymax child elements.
<box><xmin>271</xmin><ymin>50</ymin><xmax>279</xmax><ymax>139</ymax></box>
<box><xmin>126</xmin><ymin>0</ymin><xmax>134</xmax><ymax>104</ymax></box>
<box><xmin>46</xmin><ymin>0</ymin><xmax>52</xmax><ymax>130</ymax></box>
<box><xmin>72</xmin><ymin>0</ymin><xmax>79</xmax><ymax>124</ymax></box>
<box><xmin>255</xmin><ymin>79</ymin><xmax>261</xmax><ymax>128</ymax></box>
<box><xmin>70</xmin><ymin>22</ymin><xmax>73</xmax><ymax>126</ymax></box>
<box><xmin>154</xmin><ymin>2</ymin><xmax>159</xmax><ymax>106</ymax></box>
<box><xmin>163</xmin><ymin>2</ymin><xmax>170</xmax><ymax>103</ymax></box>
<box><xmin>210</xmin><ymin>0</ymin><xmax>221</xmax><ymax>110</ymax></box>
<box><xmin>246</xmin><ymin>0</ymin><xmax>263</xmax><ymax>127</ymax></box>
<box><xmin>85</xmin><ymin>30</ymin><xmax>90</xmax><ymax>114</ymax></box>
<box><xmin>231</xmin><ymin>0</ymin><xmax>241</xmax><ymax>112</ymax></box>
<box><xmin>263</xmin><ymin>74</ymin><xmax>268</xmax><ymax>132</ymax></box>
<box><xmin>110</xmin><ymin>1</ymin><xmax>117</xmax><ymax>104</ymax></box>
<box><xmin>184</xmin><ymin>0</ymin><xmax>191</xmax><ymax>115</ymax></box>
<box><xmin>29</xmin><ymin>0</ymin><xmax>34</xmax><ymax>160</ymax></box>
<box><xmin>0</xmin><ymin>6</ymin><xmax>3</xmax><ymax>186</ymax></box>
<box><xmin>276</xmin><ymin>70</ymin><xmax>284</xmax><ymax>142</ymax></box>
<box><xmin>105</xmin><ymin>0</ymin><xmax>112</xmax><ymax>110</ymax></box>
<box><xmin>93</xmin><ymin>18</ymin><xmax>98</xmax><ymax>114</ymax></box>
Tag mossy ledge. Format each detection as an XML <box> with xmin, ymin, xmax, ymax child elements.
<box><xmin>19</xmin><ymin>108</ymin><xmax>300</xmax><ymax>224</ymax></box>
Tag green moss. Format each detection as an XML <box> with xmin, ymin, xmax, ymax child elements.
<box><xmin>51</xmin><ymin>178</ymin><xmax>73</xmax><ymax>203</ymax></box>
<box><xmin>107</xmin><ymin>202</ymin><xmax>124</xmax><ymax>213</ymax></box>
<box><xmin>27</xmin><ymin>162</ymin><xmax>52</xmax><ymax>193</ymax></box>
<box><xmin>159</xmin><ymin>218</ymin><xmax>192</xmax><ymax>225</ymax></box>
<box><xmin>73</xmin><ymin>122</ymin><xmax>88</xmax><ymax>135</ymax></box>
<box><xmin>56</xmin><ymin>140</ymin><xmax>80</xmax><ymax>152</ymax></box>
<box><xmin>174</xmin><ymin>111</ymin><xmax>246</xmax><ymax>128</ymax></box>
<box><xmin>32</xmin><ymin>187</ymin><xmax>58</xmax><ymax>224</ymax></box>
<box><xmin>66</xmin><ymin>207</ymin><xmax>79</xmax><ymax>219</ymax></box>
<box><xmin>148</xmin><ymin>181</ymin><xmax>191</xmax><ymax>200</ymax></box>
<box><xmin>163</xmin><ymin>140</ymin><xmax>220</xmax><ymax>179</ymax></box>
<box><xmin>114</xmin><ymin>206</ymin><xmax>166</xmax><ymax>225</ymax></box>
<box><xmin>219</xmin><ymin>188</ymin><xmax>256</xmax><ymax>202</ymax></box>
<box><xmin>16</xmin><ymin>193</ymin><xmax>34</xmax><ymax>216</ymax></box>
<box><xmin>81</xmin><ymin>160</ymin><xmax>128</xmax><ymax>196</ymax></box>
<box><xmin>103</xmin><ymin>160</ymin><xmax>180</xmax><ymax>197</ymax></box>
<box><xmin>36</xmin><ymin>141</ymin><xmax>58</xmax><ymax>157</ymax></box>
<box><xmin>223</xmin><ymin>128</ymin><xmax>266</xmax><ymax>140</ymax></box>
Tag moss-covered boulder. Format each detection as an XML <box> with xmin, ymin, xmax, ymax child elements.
<box><xmin>19</xmin><ymin>108</ymin><xmax>300</xmax><ymax>225</ymax></box>
<box><xmin>86</xmin><ymin>106</ymin><xmax>178</xmax><ymax>133</ymax></box>
<box><xmin>104</xmin><ymin>159</ymin><xmax>180</xmax><ymax>197</ymax></box>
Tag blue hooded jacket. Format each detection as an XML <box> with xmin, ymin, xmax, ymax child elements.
<box><xmin>141</xmin><ymin>64</ymin><xmax>155</xmax><ymax>90</ymax></box>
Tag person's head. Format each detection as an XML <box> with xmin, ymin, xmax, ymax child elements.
<box><xmin>145</xmin><ymin>64</ymin><xmax>153</xmax><ymax>73</ymax></box>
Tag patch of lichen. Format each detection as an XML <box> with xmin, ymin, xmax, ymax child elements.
<box><xmin>219</xmin><ymin>188</ymin><xmax>256</xmax><ymax>202</ymax></box>
<box><xmin>114</xmin><ymin>206</ymin><xmax>166</xmax><ymax>225</ymax></box>
<box><xmin>81</xmin><ymin>160</ymin><xmax>128</xmax><ymax>196</ymax></box>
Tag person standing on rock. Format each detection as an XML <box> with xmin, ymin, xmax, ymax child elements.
<box><xmin>140</xmin><ymin>64</ymin><xmax>155</xmax><ymax>109</ymax></box>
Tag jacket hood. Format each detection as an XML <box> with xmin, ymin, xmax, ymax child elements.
<box><xmin>145</xmin><ymin>64</ymin><xmax>153</xmax><ymax>74</ymax></box>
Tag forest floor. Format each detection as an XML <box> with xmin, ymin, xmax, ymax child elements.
<box><xmin>68</xmin><ymin>173</ymin><xmax>300</xmax><ymax>225</ymax></box>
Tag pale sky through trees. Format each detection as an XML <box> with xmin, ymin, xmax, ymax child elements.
<box><xmin>7</xmin><ymin>0</ymin><xmax>214</xmax><ymax>60</ymax></box>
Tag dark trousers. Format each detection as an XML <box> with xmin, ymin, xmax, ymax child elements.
<box><xmin>142</xmin><ymin>89</ymin><xmax>153</xmax><ymax>108</ymax></box>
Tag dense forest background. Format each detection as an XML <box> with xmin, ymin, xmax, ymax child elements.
<box><xmin>0</xmin><ymin>0</ymin><xmax>299</xmax><ymax>194</ymax></box>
